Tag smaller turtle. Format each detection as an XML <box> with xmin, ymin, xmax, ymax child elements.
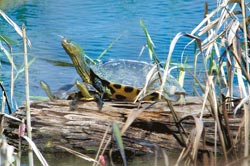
<box><xmin>40</xmin><ymin>81</ymin><xmax>77</xmax><ymax>100</ymax></box>
<box><xmin>40</xmin><ymin>80</ymin><xmax>103</xmax><ymax>109</ymax></box>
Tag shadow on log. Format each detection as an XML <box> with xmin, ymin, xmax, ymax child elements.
<box><xmin>4</xmin><ymin>96</ymin><xmax>243</xmax><ymax>155</ymax></box>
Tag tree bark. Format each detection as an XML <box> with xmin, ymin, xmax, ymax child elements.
<box><xmin>4</xmin><ymin>96</ymin><xmax>242</xmax><ymax>154</ymax></box>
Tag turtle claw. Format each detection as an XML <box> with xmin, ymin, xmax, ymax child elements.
<box><xmin>69</xmin><ymin>93</ymin><xmax>103</xmax><ymax>111</ymax></box>
<box><xmin>93</xmin><ymin>94</ymin><xmax>104</xmax><ymax>111</ymax></box>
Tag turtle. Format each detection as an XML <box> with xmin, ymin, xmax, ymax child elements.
<box><xmin>40</xmin><ymin>80</ymin><xmax>104</xmax><ymax>109</ymax></box>
<box><xmin>40</xmin><ymin>80</ymin><xmax>95</xmax><ymax>101</ymax></box>
<box><xmin>40</xmin><ymin>80</ymin><xmax>78</xmax><ymax>100</ymax></box>
<box><xmin>61</xmin><ymin>37</ymin><xmax>186</xmax><ymax>102</ymax></box>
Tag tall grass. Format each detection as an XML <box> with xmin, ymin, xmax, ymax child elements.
<box><xmin>90</xmin><ymin>0</ymin><xmax>250</xmax><ymax>165</ymax></box>
<box><xmin>161</xmin><ymin>0</ymin><xmax>250</xmax><ymax>165</ymax></box>
<box><xmin>0</xmin><ymin>10</ymin><xmax>48</xmax><ymax>166</ymax></box>
<box><xmin>55</xmin><ymin>1</ymin><xmax>250</xmax><ymax>165</ymax></box>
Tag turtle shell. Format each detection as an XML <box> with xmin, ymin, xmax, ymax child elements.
<box><xmin>91</xmin><ymin>59</ymin><xmax>186</xmax><ymax>98</ymax></box>
<box><xmin>53</xmin><ymin>83</ymin><xmax>78</xmax><ymax>99</ymax></box>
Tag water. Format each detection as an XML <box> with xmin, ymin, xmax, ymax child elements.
<box><xmin>0</xmin><ymin>0</ymin><xmax>218</xmax><ymax>165</ymax></box>
<box><xmin>0</xmin><ymin>0</ymin><xmax>217</xmax><ymax>107</ymax></box>
<box><xmin>21</xmin><ymin>152</ymin><xmax>180</xmax><ymax>166</ymax></box>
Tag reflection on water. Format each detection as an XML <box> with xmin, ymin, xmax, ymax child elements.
<box><xmin>21</xmin><ymin>152</ymin><xmax>180</xmax><ymax>166</ymax></box>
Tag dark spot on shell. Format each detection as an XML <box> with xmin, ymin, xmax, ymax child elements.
<box><xmin>113</xmin><ymin>84</ymin><xmax>122</xmax><ymax>89</ymax></box>
<box><xmin>136</xmin><ymin>89</ymin><xmax>140</xmax><ymax>95</ymax></box>
<box><xmin>115</xmin><ymin>94</ymin><xmax>126</xmax><ymax>100</ymax></box>
<box><xmin>108</xmin><ymin>84</ymin><xmax>115</xmax><ymax>94</ymax></box>
<box><xmin>124</xmin><ymin>86</ymin><xmax>134</xmax><ymax>93</ymax></box>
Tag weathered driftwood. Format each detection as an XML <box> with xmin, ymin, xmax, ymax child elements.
<box><xmin>4</xmin><ymin>96</ymin><xmax>242</xmax><ymax>154</ymax></box>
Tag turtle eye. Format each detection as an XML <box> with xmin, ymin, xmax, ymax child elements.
<box><xmin>62</xmin><ymin>38</ymin><xmax>72</xmax><ymax>44</ymax></box>
<box><xmin>66</xmin><ymin>39</ymin><xmax>72</xmax><ymax>43</ymax></box>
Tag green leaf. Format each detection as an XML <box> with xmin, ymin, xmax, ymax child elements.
<box><xmin>0</xmin><ymin>41</ymin><xmax>17</xmax><ymax>70</ymax></box>
<box><xmin>96</xmin><ymin>34</ymin><xmax>122</xmax><ymax>62</ymax></box>
<box><xmin>140</xmin><ymin>19</ymin><xmax>160</xmax><ymax>64</ymax></box>
<box><xmin>112</xmin><ymin>122</ymin><xmax>127</xmax><ymax>166</ymax></box>
<box><xmin>14</xmin><ymin>57</ymin><xmax>36</xmax><ymax>81</ymax></box>
<box><xmin>0</xmin><ymin>35</ymin><xmax>18</xmax><ymax>45</ymax></box>
<box><xmin>30</xmin><ymin>95</ymin><xmax>50</xmax><ymax>101</ymax></box>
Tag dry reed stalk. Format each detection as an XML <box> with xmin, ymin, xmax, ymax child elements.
<box><xmin>22</xmin><ymin>25</ymin><xmax>33</xmax><ymax>166</ymax></box>
<box><xmin>57</xmin><ymin>145</ymin><xmax>98</xmax><ymax>164</ymax></box>
<box><xmin>1</xmin><ymin>92</ymin><xmax>5</xmax><ymax>114</ymax></box>
<box><xmin>93</xmin><ymin>125</ymin><xmax>110</xmax><ymax>166</ymax></box>
<box><xmin>0</xmin><ymin>93</ymin><xmax>5</xmax><ymax>135</ymax></box>
<box><xmin>164</xmin><ymin>0</ymin><xmax>250</xmax><ymax>164</ymax></box>
<box><xmin>10</xmin><ymin>50</ymin><xmax>14</xmax><ymax>108</ymax></box>
<box><xmin>161</xmin><ymin>149</ymin><xmax>169</xmax><ymax>166</ymax></box>
<box><xmin>240</xmin><ymin>0</ymin><xmax>250</xmax><ymax>157</ymax></box>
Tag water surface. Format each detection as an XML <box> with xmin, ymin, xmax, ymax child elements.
<box><xmin>0</xmin><ymin>0</ymin><xmax>216</xmax><ymax>106</ymax></box>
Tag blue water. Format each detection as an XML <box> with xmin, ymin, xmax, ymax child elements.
<box><xmin>0</xmin><ymin>0</ymin><xmax>217</xmax><ymax>108</ymax></box>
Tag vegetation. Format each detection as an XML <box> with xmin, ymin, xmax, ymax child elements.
<box><xmin>0</xmin><ymin>9</ymin><xmax>46</xmax><ymax>166</ymax></box>
<box><xmin>1</xmin><ymin>0</ymin><xmax>250</xmax><ymax>166</ymax></box>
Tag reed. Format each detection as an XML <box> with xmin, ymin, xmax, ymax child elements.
<box><xmin>160</xmin><ymin>0</ymin><xmax>250</xmax><ymax>165</ymax></box>
<box><xmin>132</xmin><ymin>0</ymin><xmax>250</xmax><ymax>165</ymax></box>
<box><xmin>0</xmin><ymin>9</ymin><xmax>48</xmax><ymax>166</ymax></box>
<box><xmin>22</xmin><ymin>24</ymin><xmax>33</xmax><ymax>166</ymax></box>
<box><xmin>51</xmin><ymin>1</ymin><xmax>250</xmax><ymax>165</ymax></box>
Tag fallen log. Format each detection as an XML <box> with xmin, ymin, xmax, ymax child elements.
<box><xmin>3</xmin><ymin>96</ymin><xmax>243</xmax><ymax>154</ymax></box>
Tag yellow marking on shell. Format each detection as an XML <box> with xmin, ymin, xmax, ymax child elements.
<box><xmin>107</xmin><ymin>83</ymin><xmax>160</xmax><ymax>101</ymax></box>
<box><xmin>107</xmin><ymin>83</ymin><xmax>140</xmax><ymax>101</ymax></box>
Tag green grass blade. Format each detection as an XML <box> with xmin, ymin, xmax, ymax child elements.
<box><xmin>30</xmin><ymin>95</ymin><xmax>50</xmax><ymax>101</ymax></box>
<box><xmin>14</xmin><ymin>57</ymin><xmax>36</xmax><ymax>81</ymax></box>
<box><xmin>0</xmin><ymin>9</ymin><xmax>31</xmax><ymax>47</ymax></box>
<box><xmin>0</xmin><ymin>35</ymin><xmax>18</xmax><ymax>45</ymax></box>
<box><xmin>112</xmin><ymin>122</ymin><xmax>127</xmax><ymax>166</ymax></box>
<box><xmin>0</xmin><ymin>42</ymin><xmax>16</xmax><ymax>70</ymax></box>
<box><xmin>70</xmin><ymin>41</ymin><xmax>96</xmax><ymax>65</ymax></box>
<box><xmin>140</xmin><ymin>19</ymin><xmax>160</xmax><ymax>64</ymax></box>
<box><xmin>96</xmin><ymin>34</ymin><xmax>122</xmax><ymax>62</ymax></box>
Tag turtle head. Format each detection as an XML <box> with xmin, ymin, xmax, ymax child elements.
<box><xmin>62</xmin><ymin>38</ymin><xmax>82</xmax><ymax>58</ymax></box>
<box><xmin>62</xmin><ymin>38</ymin><xmax>92</xmax><ymax>84</ymax></box>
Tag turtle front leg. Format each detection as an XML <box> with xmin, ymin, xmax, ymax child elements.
<box><xmin>75</xmin><ymin>80</ymin><xmax>104</xmax><ymax>110</ymax></box>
